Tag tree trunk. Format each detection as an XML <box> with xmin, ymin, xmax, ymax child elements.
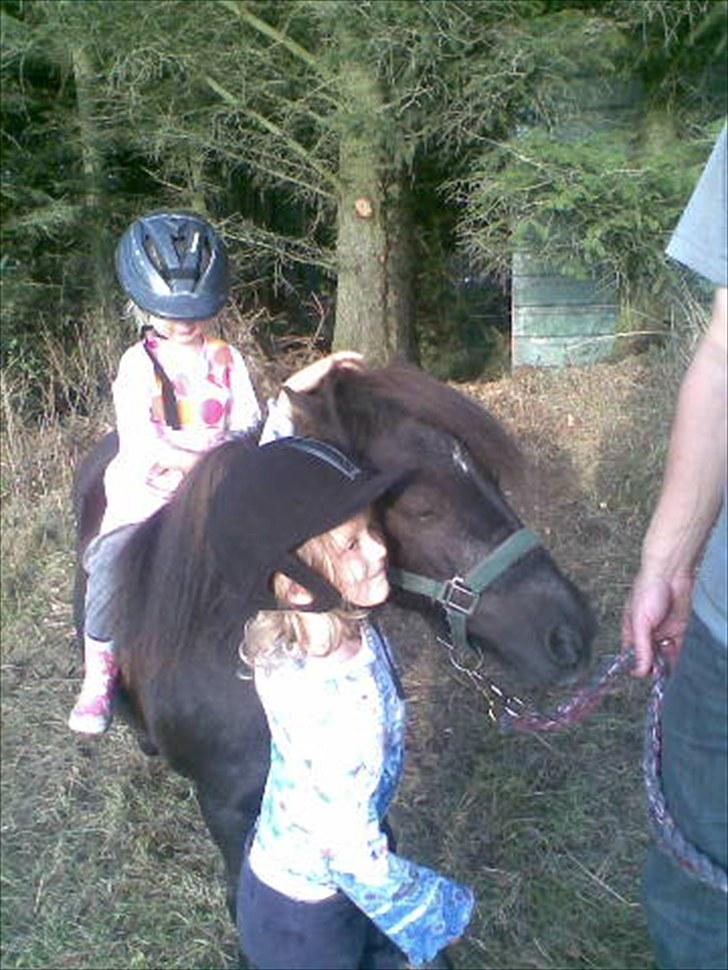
<box><xmin>383</xmin><ymin>175</ymin><xmax>417</xmax><ymax>362</ymax></box>
<box><xmin>332</xmin><ymin>38</ymin><xmax>414</xmax><ymax>364</ymax></box>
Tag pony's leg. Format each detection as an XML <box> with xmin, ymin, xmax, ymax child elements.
<box><xmin>195</xmin><ymin>787</ymin><xmax>262</xmax><ymax>922</ymax></box>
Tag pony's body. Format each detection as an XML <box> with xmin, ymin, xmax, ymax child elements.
<box><xmin>74</xmin><ymin>363</ymin><xmax>595</xmax><ymax>916</ymax></box>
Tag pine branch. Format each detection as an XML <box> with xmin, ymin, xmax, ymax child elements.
<box><xmin>203</xmin><ymin>74</ymin><xmax>342</xmax><ymax>194</ymax></box>
<box><xmin>218</xmin><ymin>0</ymin><xmax>330</xmax><ymax>78</ymax></box>
<box><xmin>221</xmin><ymin>217</ymin><xmax>335</xmax><ymax>270</ymax></box>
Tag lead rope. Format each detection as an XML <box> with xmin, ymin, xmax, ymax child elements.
<box><xmin>439</xmin><ymin>639</ymin><xmax>727</xmax><ymax>894</ymax></box>
<box><xmin>643</xmin><ymin>656</ymin><xmax>727</xmax><ymax>894</ymax></box>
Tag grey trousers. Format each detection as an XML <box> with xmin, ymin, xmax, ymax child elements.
<box><xmin>82</xmin><ymin>524</ymin><xmax>139</xmax><ymax>641</ymax></box>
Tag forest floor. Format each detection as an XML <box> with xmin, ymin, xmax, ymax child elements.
<box><xmin>1</xmin><ymin>343</ymin><xmax>687</xmax><ymax>969</ymax></box>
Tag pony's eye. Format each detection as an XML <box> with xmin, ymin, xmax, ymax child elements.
<box><xmin>416</xmin><ymin>508</ymin><xmax>436</xmax><ymax>522</ymax></box>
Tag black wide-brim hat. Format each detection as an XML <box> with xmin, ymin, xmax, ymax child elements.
<box><xmin>208</xmin><ymin>437</ymin><xmax>406</xmax><ymax>612</ymax></box>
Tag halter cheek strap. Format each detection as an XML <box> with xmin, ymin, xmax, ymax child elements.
<box><xmin>388</xmin><ymin>528</ymin><xmax>542</xmax><ymax>652</ymax></box>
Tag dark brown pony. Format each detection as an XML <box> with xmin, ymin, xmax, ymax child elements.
<box><xmin>73</xmin><ymin>363</ymin><xmax>595</xmax><ymax>918</ymax></box>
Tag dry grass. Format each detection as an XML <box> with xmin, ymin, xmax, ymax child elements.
<box><xmin>384</xmin><ymin>345</ymin><xmax>693</xmax><ymax>970</ymax></box>
<box><xmin>1</xmin><ymin>312</ymin><xmax>703</xmax><ymax>968</ymax></box>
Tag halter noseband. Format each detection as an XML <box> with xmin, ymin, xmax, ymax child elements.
<box><xmin>388</xmin><ymin>527</ymin><xmax>541</xmax><ymax>654</ymax></box>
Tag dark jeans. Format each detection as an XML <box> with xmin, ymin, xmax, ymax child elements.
<box><xmin>643</xmin><ymin>612</ymin><xmax>727</xmax><ymax>970</ymax></box>
<box><xmin>237</xmin><ymin>830</ymin><xmax>407</xmax><ymax>970</ymax></box>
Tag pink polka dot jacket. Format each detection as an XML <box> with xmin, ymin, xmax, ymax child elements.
<box><xmin>100</xmin><ymin>335</ymin><xmax>262</xmax><ymax>536</ymax></box>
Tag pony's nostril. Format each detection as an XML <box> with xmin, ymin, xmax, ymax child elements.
<box><xmin>547</xmin><ymin>624</ymin><xmax>581</xmax><ymax>668</ymax></box>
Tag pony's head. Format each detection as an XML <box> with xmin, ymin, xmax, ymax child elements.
<box><xmin>287</xmin><ymin>363</ymin><xmax>596</xmax><ymax>688</ymax></box>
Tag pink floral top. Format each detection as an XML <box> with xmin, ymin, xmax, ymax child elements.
<box><xmin>100</xmin><ymin>335</ymin><xmax>261</xmax><ymax>535</ymax></box>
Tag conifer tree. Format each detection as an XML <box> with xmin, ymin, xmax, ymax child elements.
<box><xmin>83</xmin><ymin>0</ymin><xmax>524</xmax><ymax>362</ymax></box>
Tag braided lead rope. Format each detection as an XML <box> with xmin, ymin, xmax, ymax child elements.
<box><xmin>496</xmin><ymin>647</ymin><xmax>727</xmax><ymax>894</ymax></box>
<box><xmin>498</xmin><ymin>648</ymin><xmax>636</xmax><ymax>733</ymax></box>
<box><xmin>440</xmin><ymin>636</ymin><xmax>727</xmax><ymax>893</ymax></box>
<box><xmin>643</xmin><ymin>660</ymin><xmax>728</xmax><ymax>895</ymax></box>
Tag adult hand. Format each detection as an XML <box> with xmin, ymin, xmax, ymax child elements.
<box><xmin>283</xmin><ymin>351</ymin><xmax>364</xmax><ymax>394</ymax></box>
<box><xmin>621</xmin><ymin>568</ymin><xmax>694</xmax><ymax>677</ymax></box>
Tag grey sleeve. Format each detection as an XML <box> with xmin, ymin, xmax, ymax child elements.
<box><xmin>666</xmin><ymin>123</ymin><xmax>727</xmax><ymax>286</ymax></box>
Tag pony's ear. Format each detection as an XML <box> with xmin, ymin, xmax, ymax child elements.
<box><xmin>282</xmin><ymin>387</ymin><xmax>324</xmax><ymax>431</ymax></box>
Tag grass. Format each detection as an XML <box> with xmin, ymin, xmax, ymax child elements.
<box><xmin>1</xmin><ymin>306</ymin><xmax>705</xmax><ymax>969</ymax></box>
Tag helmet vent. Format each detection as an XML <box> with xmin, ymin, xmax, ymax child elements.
<box><xmin>143</xmin><ymin>235</ymin><xmax>165</xmax><ymax>277</ymax></box>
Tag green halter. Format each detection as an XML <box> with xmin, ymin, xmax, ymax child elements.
<box><xmin>388</xmin><ymin>528</ymin><xmax>541</xmax><ymax>653</ymax></box>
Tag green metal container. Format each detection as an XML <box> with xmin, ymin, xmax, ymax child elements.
<box><xmin>511</xmin><ymin>253</ymin><xmax>620</xmax><ymax>368</ymax></box>
<box><xmin>510</xmin><ymin>74</ymin><xmax>641</xmax><ymax>369</ymax></box>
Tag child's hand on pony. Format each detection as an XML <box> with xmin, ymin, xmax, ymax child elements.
<box><xmin>283</xmin><ymin>351</ymin><xmax>364</xmax><ymax>394</ymax></box>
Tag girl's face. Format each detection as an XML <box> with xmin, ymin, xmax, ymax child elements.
<box><xmin>151</xmin><ymin>316</ymin><xmax>211</xmax><ymax>346</ymax></box>
<box><xmin>328</xmin><ymin>513</ymin><xmax>389</xmax><ymax>608</ymax></box>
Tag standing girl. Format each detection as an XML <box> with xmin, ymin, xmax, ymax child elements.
<box><xmin>208</xmin><ymin>436</ymin><xmax>475</xmax><ymax>969</ymax></box>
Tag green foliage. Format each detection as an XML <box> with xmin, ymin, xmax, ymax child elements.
<box><xmin>1</xmin><ymin>0</ymin><xmax>726</xmax><ymax>396</ymax></box>
<box><xmin>458</xmin><ymin>124</ymin><xmax>713</xmax><ymax>286</ymax></box>
<box><xmin>453</xmin><ymin>2</ymin><xmax>727</xmax><ymax>328</ymax></box>
<box><xmin>1</xmin><ymin>0</ymin><xmax>147</xmax><ymax>387</ymax></box>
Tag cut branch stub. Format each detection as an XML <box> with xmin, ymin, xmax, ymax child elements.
<box><xmin>354</xmin><ymin>197</ymin><xmax>373</xmax><ymax>219</ymax></box>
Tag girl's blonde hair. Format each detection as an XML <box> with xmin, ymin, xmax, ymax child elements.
<box><xmin>126</xmin><ymin>299</ymin><xmax>153</xmax><ymax>334</ymax></box>
<box><xmin>240</xmin><ymin>526</ymin><xmax>368</xmax><ymax>668</ymax></box>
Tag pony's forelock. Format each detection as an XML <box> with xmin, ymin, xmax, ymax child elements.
<box><xmin>295</xmin><ymin>363</ymin><xmax>524</xmax><ymax>483</ymax></box>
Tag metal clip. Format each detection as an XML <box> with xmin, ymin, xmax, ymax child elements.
<box><xmin>441</xmin><ymin>577</ymin><xmax>479</xmax><ymax>616</ymax></box>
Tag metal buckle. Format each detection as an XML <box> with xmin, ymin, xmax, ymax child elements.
<box><xmin>441</xmin><ymin>577</ymin><xmax>479</xmax><ymax>616</ymax></box>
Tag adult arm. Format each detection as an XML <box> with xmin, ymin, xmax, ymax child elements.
<box><xmin>622</xmin><ymin>287</ymin><xmax>727</xmax><ymax>675</ymax></box>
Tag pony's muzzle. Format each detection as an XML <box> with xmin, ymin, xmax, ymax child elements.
<box><xmin>546</xmin><ymin>622</ymin><xmax>585</xmax><ymax>670</ymax></box>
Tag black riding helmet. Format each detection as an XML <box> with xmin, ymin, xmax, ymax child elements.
<box><xmin>208</xmin><ymin>437</ymin><xmax>406</xmax><ymax>613</ymax></box>
<box><xmin>115</xmin><ymin>211</ymin><xmax>229</xmax><ymax>321</ymax></box>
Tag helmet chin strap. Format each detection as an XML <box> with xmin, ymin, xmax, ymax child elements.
<box><xmin>277</xmin><ymin>552</ymin><xmax>344</xmax><ymax>613</ymax></box>
<box><xmin>142</xmin><ymin>339</ymin><xmax>181</xmax><ymax>430</ymax></box>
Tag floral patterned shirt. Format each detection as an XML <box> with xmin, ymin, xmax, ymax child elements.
<box><xmin>248</xmin><ymin>623</ymin><xmax>475</xmax><ymax>967</ymax></box>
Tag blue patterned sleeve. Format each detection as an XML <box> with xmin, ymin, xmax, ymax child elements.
<box><xmin>333</xmin><ymin>852</ymin><xmax>474</xmax><ymax>967</ymax></box>
<box><xmin>304</xmin><ymin>732</ymin><xmax>475</xmax><ymax>965</ymax></box>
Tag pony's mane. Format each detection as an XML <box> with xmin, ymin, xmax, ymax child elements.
<box><xmin>113</xmin><ymin>437</ymin><xmax>259</xmax><ymax>678</ymax></box>
<box><xmin>291</xmin><ymin>362</ymin><xmax>523</xmax><ymax>483</ymax></box>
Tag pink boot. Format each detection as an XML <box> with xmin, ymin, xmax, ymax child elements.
<box><xmin>68</xmin><ymin>637</ymin><xmax>120</xmax><ymax>734</ymax></box>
